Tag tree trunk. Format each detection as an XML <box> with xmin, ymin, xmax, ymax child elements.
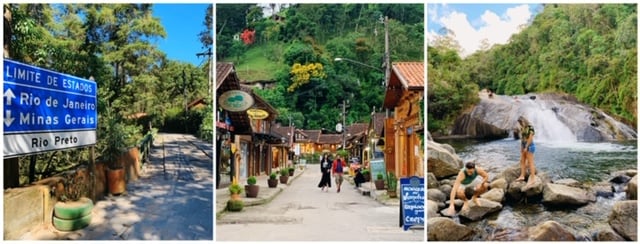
<box><xmin>4</xmin><ymin>4</ymin><xmax>12</xmax><ymax>58</ymax></box>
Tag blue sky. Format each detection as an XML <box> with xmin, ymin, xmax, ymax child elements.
<box><xmin>428</xmin><ymin>3</ymin><xmax>542</xmax><ymax>57</ymax></box>
<box><xmin>153</xmin><ymin>4</ymin><xmax>211</xmax><ymax>67</ymax></box>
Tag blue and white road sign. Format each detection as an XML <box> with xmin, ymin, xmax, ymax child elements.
<box><xmin>3</xmin><ymin>59</ymin><xmax>97</xmax><ymax>157</ymax></box>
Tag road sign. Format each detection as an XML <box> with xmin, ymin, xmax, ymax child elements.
<box><xmin>399</xmin><ymin>176</ymin><xmax>424</xmax><ymax>231</ymax></box>
<box><xmin>3</xmin><ymin>59</ymin><xmax>97</xmax><ymax>157</ymax></box>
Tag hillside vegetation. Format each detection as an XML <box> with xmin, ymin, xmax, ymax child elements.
<box><xmin>217</xmin><ymin>4</ymin><xmax>424</xmax><ymax>130</ymax></box>
<box><xmin>428</xmin><ymin>4</ymin><xmax>637</xmax><ymax>133</ymax></box>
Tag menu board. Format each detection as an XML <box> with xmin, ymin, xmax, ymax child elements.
<box><xmin>400</xmin><ymin>176</ymin><xmax>424</xmax><ymax>231</ymax></box>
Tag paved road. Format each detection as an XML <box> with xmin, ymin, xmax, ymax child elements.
<box><xmin>216</xmin><ymin>164</ymin><xmax>424</xmax><ymax>241</ymax></box>
<box><xmin>23</xmin><ymin>133</ymin><xmax>214</xmax><ymax>240</ymax></box>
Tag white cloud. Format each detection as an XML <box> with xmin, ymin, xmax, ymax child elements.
<box><xmin>429</xmin><ymin>4</ymin><xmax>533</xmax><ymax>58</ymax></box>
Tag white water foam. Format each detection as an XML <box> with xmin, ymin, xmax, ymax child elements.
<box><xmin>518</xmin><ymin>99</ymin><xmax>577</xmax><ymax>143</ymax></box>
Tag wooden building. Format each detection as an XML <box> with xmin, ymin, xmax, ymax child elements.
<box><xmin>382</xmin><ymin>62</ymin><xmax>424</xmax><ymax>178</ymax></box>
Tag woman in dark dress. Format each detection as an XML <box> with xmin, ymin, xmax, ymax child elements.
<box><xmin>317</xmin><ymin>153</ymin><xmax>332</xmax><ymax>191</ymax></box>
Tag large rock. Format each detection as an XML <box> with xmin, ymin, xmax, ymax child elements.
<box><xmin>609</xmin><ymin>200</ymin><xmax>637</xmax><ymax>241</ymax></box>
<box><xmin>427</xmin><ymin>140</ymin><xmax>463</xmax><ymax>179</ymax></box>
<box><xmin>529</xmin><ymin>221</ymin><xmax>576</xmax><ymax>241</ymax></box>
<box><xmin>542</xmin><ymin>183</ymin><xmax>595</xmax><ymax>206</ymax></box>
<box><xmin>427</xmin><ymin>200</ymin><xmax>440</xmax><ymax>218</ymax></box>
<box><xmin>610</xmin><ymin>174</ymin><xmax>631</xmax><ymax>184</ymax></box>
<box><xmin>427</xmin><ymin>173</ymin><xmax>439</xmax><ymax>189</ymax></box>
<box><xmin>454</xmin><ymin>93</ymin><xmax>637</xmax><ymax>142</ymax></box>
<box><xmin>594</xmin><ymin>226</ymin><xmax>626</xmax><ymax>241</ymax></box>
<box><xmin>481</xmin><ymin>188</ymin><xmax>505</xmax><ymax>203</ymax></box>
<box><xmin>459</xmin><ymin>198</ymin><xmax>502</xmax><ymax>221</ymax></box>
<box><xmin>452</xmin><ymin>113</ymin><xmax>510</xmax><ymax>139</ymax></box>
<box><xmin>490</xmin><ymin>178</ymin><xmax>508</xmax><ymax>191</ymax></box>
<box><xmin>553</xmin><ymin>178</ymin><xmax>581</xmax><ymax>187</ymax></box>
<box><xmin>521</xmin><ymin>176</ymin><xmax>545</xmax><ymax>197</ymax></box>
<box><xmin>427</xmin><ymin>188</ymin><xmax>447</xmax><ymax>203</ymax></box>
<box><xmin>427</xmin><ymin>217</ymin><xmax>475</xmax><ymax>241</ymax></box>
<box><xmin>626</xmin><ymin>175</ymin><xmax>637</xmax><ymax>200</ymax></box>
<box><xmin>438</xmin><ymin>184</ymin><xmax>452</xmax><ymax>198</ymax></box>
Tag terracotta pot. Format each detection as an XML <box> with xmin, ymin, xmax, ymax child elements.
<box><xmin>245</xmin><ymin>185</ymin><xmax>259</xmax><ymax>198</ymax></box>
<box><xmin>267</xmin><ymin>179</ymin><xmax>278</xmax><ymax>188</ymax></box>
<box><xmin>387</xmin><ymin>190</ymin><xmax>397</xmax><ymax>198</ymax></box>
<box><xmin>106</xmin><ymin>167</ymin><xmax>126</xmax><ymax>195</ymax></box>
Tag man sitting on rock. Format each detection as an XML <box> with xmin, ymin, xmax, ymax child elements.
<box><xmin>447</xmin><ymin>162</ymin><xmax>490</xmax><ymax>216</ymax></box>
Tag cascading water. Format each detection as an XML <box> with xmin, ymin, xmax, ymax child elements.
<box><xmin>517</xmin><ymin>99</ymin><xmax>577</xmax><ymax>143</ymax></box>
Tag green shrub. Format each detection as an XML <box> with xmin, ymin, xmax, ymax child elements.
<box><xmin>376</xmin><ymin>173</ymin><xmax>384</xmax><ymax>180</ymax></box>
<box><xmin>228</xmin><ymin>182</ymin><xmax>243</xmax><ymax>195</ymax></box>
<box><xmin>280</xmin><ymin>168</ymin><xmax>289</xmax><ymax>176</ymax></box>
<box><xmin>269</xmin><ymin>173</ymin><xmax>277</xmax><ymax>180</ymax></box>
<box><xmin>227</xmin><ymin>199</ymin><xmax>244</xmax><ymax>212</ymax></box>
<box><xmin>247</xmin><ymin>176</ymin><xmax>257</xmax><ymax>185</ymax></box>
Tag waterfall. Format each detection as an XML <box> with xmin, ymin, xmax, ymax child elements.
<box><xmin>518</xmin><ymin>99</ymin><xmax>577</xmax><ymax>143</ymax></box>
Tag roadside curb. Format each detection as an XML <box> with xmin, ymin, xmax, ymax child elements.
<box><xmin>216</xmin><ymin>168</ymin><xmax>307</xmax><ymax>217</ymax></box>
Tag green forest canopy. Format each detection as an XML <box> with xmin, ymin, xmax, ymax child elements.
<box><xmin>216</xmin><ymin>4</ymin><xmax>424</xmax><ymax>131</ymax></box>
<box><xmin>428</xmin><ymin>4</ymin><xmax>637</xmax><ymax>134</ymax></box>
<box><xmin>5</xmin><ymin>3</ymin><xmax>213</xmax><ymax>185</ymax></box>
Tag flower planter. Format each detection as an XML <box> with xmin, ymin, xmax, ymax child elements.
<box><xmin>387</xmin><ymin>190</ymin><xmax>397</xmax><ymax>198</ymax></box>
<box><xmin>363</xmin><ymin>172</ymin><xmax>371</xmax><ymax>182</ymax></box>
<box><xmin>227</xmin><ymin>199</ymin><xmax>244</xmax><ymax>212</ymax></box>
<box><xmin>288</xmin><ymin>168</ymin><xmax>295</xmax><ymax>176</ymax></box>
<box><xmin>245</xmin><ymin>185</ymin><xmax>259</xmax><ymax>198</ymax></box>
<box><xmin>106</xmin><ymin>167</ymin><xmax>126</xmax><ymax>195</ymax></box>
<box><xmin>53</xmin><ymin>197</ymin><xmax>94</xmax><ymax>231</ymax></box>
<box><xmin>279</xmin><ymin>175</ymin><xmax>289</xmax><ymax>184</ymax></box>
<box><xmin>267</xmin><ymin>178</ymin><xmax>278</xmax><ymax>188</ymax></box>
<box><xmin>230</xmin><ymin>193</ymin><xmax>241</xmax><ymax>201</ymax></box>
<box><xmin>374</xmin><ymin>180</ymin><xmax>386</xmax><ymax>190</ymax></box>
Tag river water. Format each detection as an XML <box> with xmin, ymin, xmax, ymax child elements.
<box><xmin>435</xmin><ymin>138</ymin><xmax>637</xmax><ymax>240</ymax></box>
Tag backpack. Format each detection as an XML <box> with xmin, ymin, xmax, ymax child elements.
<box><xmin>335</xmin><ymin>159</ymin><xmax>343</xmax><ymax>173</ymax></box>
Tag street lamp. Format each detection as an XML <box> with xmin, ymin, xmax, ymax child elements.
<box><xmin>334</xmin><ymin>57</ymin><xmax>383</xmax><ymax>72</ymax></box>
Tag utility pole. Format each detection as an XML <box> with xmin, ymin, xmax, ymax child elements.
<box><xmin>342</xmin><ymin>100</ymin><xmax>347</xmax><ymax>149</ymax></box>
<box><xmin>196</xmin><ymin>48</ymin><xmax>213</xmax><ymax>101</ymax></box>
<box><xmin>384</xmin><ymin>16</ymin><xmax>390</xmax><ymax>118</ymax></box>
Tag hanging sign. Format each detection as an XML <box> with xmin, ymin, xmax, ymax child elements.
<box><xmin>218</xmin><ymin>90</ymin><xmax>254</xmax><ymax>112</ymax></box>
<box><xmin>247</xmin><ymin>108</ymin><xmax>269</xmax><ymax>120</ymax></box>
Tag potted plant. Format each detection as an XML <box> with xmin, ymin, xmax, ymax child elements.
<box><xmin>288</xmin><ymin>166</ymin><xmax>295</xmax><ymax>176</ymax></box>
<box><xmin>245</xmin><ymin>176</ymin><xmax>259</xmax><ymax>198</ymax></box>
<box><xmin>361</xmin><ymin>168</ymin><xmax>371</xmax><ymax>182</ymax></box>
<box><xmin>279</xmin><ymin>168</ymin><xmax>289</xmax><ymax>184</ymax></box>
<box><xmin>374</xmin><ymin>172</ymin><xmax>386</xmax><ymax>190</ymax></box>
<box><xmin>102</xmin><ymin>110</ymin><xmax>128</xmax><ymax>196</ymax></box>
<box><xmin>52</xmin><ymin>170</ymin><xmax>93</xmax><ymax>231</ymax></box>
<box><xmin>267</xmin><ymin>172</ymin><xmax>278</xmax><ymax>188</ymax></box>
<box><xmin>228</xmin><ymin>178</ymin><xmax>243</xmax><ymax>201</ymax></box>
<box><xmin>386</xmin><ymin>171</ymin><xmax>398</xmax><ymax>198</ymax></box>
<box><xmin>227</xmin><ymin>199</ymin><xmax>244</xmax><ymax>212</ymax></box>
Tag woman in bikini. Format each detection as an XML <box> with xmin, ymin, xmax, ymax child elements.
<box><xmin>516</xmin><ymin>116</ymin><xmax>536</xmax><ymax>187</ymax></box>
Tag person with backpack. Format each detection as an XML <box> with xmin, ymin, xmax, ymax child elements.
<box><xmin>332</xmin><ymin>155</ymin><xmax>348</xmax><ymax>193</ymax></box>
<box><xmin>515</xmin><ymin>116</ymin><xmax>537</xmax><ymax>188</ymax></box>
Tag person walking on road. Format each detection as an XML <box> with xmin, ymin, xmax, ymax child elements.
<box><xmin>317</xmin><ymin>153</ymin><xmax>332</xmax><ymax>191</ymax></box>
<box><xmin>332</xmin><ymin>155</ymin><xmax>347</xmax><ymax>193</ymax></box>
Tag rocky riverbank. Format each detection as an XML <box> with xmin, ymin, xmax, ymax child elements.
<box><xmin>427</xmin><ymin>138</ymin><xmax>637</xmax><ymax>241</ymax></box>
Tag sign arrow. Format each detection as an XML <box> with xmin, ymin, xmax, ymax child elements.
<box><xmin>4</xmin><ymin>88</ymin><xmax>15</xmax><ymax>106</ymax></box>
<box><xmin>5</xmin><ymin>110</ymin><xmax>15</xmax><ymax>127</ymax></box>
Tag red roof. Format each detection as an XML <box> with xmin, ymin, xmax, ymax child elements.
<box><xmin>384</xmin><ymin>62</ymin><xmax>424</xmax><ymax>108</ymax></box>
